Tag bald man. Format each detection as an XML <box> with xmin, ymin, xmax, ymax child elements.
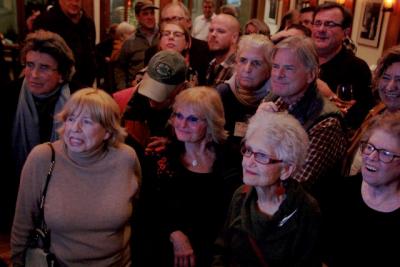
<box><xmin>206</xmin><ymin>13</ymin><xmax>240</xmax><ymax>86</ymax></box>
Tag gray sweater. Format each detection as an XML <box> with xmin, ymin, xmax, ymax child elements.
<box><xmin>11</xmin><ymin>140</ymin><xmax>141</xmax><ymax>267</ymax></box>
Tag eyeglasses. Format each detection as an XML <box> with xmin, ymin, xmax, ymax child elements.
<box><xmin>360</xmin><ymin>141</ymin><xmax>400</xmax><ymax>163</ymax></box>
<box><xmin>160</xmin><ymin>30</ymin><xmax>185</xmax><ymax>38</ymax></box>
<box><xmin>172</xmin><ymin>112</ymin><xmax>206</xmax><ymax>127</ymax></box>
<box><xmin>161</xmin><ymin>16</ymin><xmax>186</xmax><ymax>23</ymax></box>
<box><xmin>25</xmin><ymin>62</ymin><xmax>58</xmax><ymax>74</ymax></box>
<box><xmin>241</xmin><ymin>145</ymin><xmax>283</xmax><ymax>165</ymax></box>
<box><xmin>312</xmin><ymin>20</ymin><xmax>343</xmax><ymax>29</ymax></box>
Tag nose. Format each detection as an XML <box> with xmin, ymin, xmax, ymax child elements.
<box><xmin>28</xmin><ymin>66</ymin><xmax>40</xmax><ymax>77</ymax></box>
<box><xmin>386</xmin><ymin>79</ymin><xmax>397</xmax><ymax>91</ymax></box>
<box><xmin>70</xmin><ymin>120</ymin><xmax>82</xmax><ymax>131</ymax></box>
<box><xmin>276</xmin><ymin>67</ymin><xmax>285</xmax><ymax>78</ymax></box>
<box><xmin>367</xmin><ymin>149</ymin><xmax>380</xmax><ymax>161</ymax></box>
<box><xmin>243</xmin><ymin>62</ymin><xmax>252</xmax><ymax>73</ymax></box>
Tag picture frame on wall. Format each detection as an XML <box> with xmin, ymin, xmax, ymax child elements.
<box><xmin>357</xmin><ymin>0</ymin><xmax>384</xmax><ymax>48</ymax></box>
<box><xmin>267</xmin><ymin>0</ymin><xmax>279</xmax><ymax>24</ymax></box>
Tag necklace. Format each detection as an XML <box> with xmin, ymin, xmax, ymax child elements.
<box><xmin>191</xmin><ymin>159</ymin><xmax>199</xmax><ymax>167</ymax></box>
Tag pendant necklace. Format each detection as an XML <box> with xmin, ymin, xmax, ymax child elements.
<box><xmin>191</xmin><ymin>159</ymin><xmax>199</xmax><ymax>167</ymax></box>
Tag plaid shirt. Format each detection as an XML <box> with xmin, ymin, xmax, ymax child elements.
<box><xmin>206</xmin><ymin>53</ymin><xmax>236</xmax><ymax>87</ymax></box>
<box><xmin>274</xmin><ymin>97</ymin><xmax>347</xmax><ymax>183</ymax></box>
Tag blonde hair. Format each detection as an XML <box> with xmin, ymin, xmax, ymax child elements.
<box><xmin>56</xmin><ymin>88</ymin><xmax>127</xmax><ymax>147</ymax></box>
<box><xmin>172</xmin><ymin>87</ymin><xmax>228</xmax><ymax>143</ymax></box>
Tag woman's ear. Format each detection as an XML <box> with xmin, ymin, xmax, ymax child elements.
<box><xmin>103</xmin><ymin>131</ymin><xmax>111</xmax><ymax>141</ymax></box>
<box><xmin>280</xmin><ymin>163</ymin><xmax>295</xmax><ymax>181</ymax></box>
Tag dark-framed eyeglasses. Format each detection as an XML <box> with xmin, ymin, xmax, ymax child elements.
<box><xmin>360</xmin><ymin>141</ymin><xmax>400</xmax><ymax>163</ymax></box>
<box><xmin>160</xmin><ymin>30</ymin><xmax>185</xmax><ymax>38</ymax></box>
<box><xmin>312</xmin><ymin>20</ymin><xmax>343</xmax><ymax>29</ymax></box>
<box><xmin>240</xmin><ymin>145</ymin><xmax>283</xmax><ymax>165</ymax></box>
<box><xmin>172</xmin><ymin>112</ymin><xmax>206</xmax><ymax>127</ymax></box>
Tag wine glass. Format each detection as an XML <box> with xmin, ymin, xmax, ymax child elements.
<box><xmin>336</xmin><ymin>84</ymin><xmax>354</xmax><ymax>101</ymax></box>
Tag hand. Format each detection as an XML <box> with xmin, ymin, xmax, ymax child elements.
<box><xmin>170</xmin><ymin>231</ymin><xmax>196</xmax><ymax>267</ymax></box>
<box><xmin>26</xmin><ymin>10</ymin><xmax>41</xmax><ymax>31</ymax></box>
<box><xmin>145</xmin><ymin>136</ymin><xmax>169</xmax><ymax>155</ymax></box>
<box><xmin>329</xmin><ymin>95</ymin><xmax>356</xmax><ymax>114</ymax></box>
<box><xmin>257</xmin><ymin>101</ymin><xmax>279</xmax><ymax>113</ymax></box>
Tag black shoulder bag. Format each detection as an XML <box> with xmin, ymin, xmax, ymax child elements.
<box><xmin>25</xmin><ymin>143</ymin><xmax>58</xmax><ymax>267</ymax></box>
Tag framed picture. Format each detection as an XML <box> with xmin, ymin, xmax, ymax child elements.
<box><xmin>357</xmin><ymin>0</ymin><xmax>384</xmax><ymax>48</ymax></box>
<box><xmin>267</xmin><ymin>0</ymin><xmax>279</xmax><ymax>24</ymax></box>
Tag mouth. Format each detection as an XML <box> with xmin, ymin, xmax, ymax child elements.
<box><xmin>69</xmin><ymin>137</ymin><xmax>84</xmax><ymax>146</ymax></box>
<box><xmin>29</xmin><ymin>81</ymin><xmax>43</xmax><ymax>87</ymax></box>
<box><xmin>382</xmin><ymin>91</ymin><xmax>400</xmax><ymax>99</ymax></box>
<box><xmin>244</xmin><ymin>168</ymin><xmax>257</xmax><ymax>176</ymax></box>
<box><xmin>364</xmin><ymin>163</ymin><xmax>377</xmax><ymax>172</ymax></box>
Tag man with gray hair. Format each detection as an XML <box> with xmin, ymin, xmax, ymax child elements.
<box><xmin>259</xmin><ymin>35</ymin><xmax>347</xmax><ymax>202</ymax></box>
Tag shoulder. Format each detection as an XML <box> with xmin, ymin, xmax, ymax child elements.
<box><xmin>215</xmin><ymin>82</ymin><xmax>231</xmax><ymax>95</ymax></box>
<box><xmin>111</xmin><ymin>143</ymin><xmax>139</xmax><ymax>161</ymax></box>
<box><xmin>340</xmin><ymin>48</ymin><xmax>370</xmax><ymax>71</ymax></box>
<box><xmin>191</xmin><ymin>37</ymin><xmax>209</xmax><ymax>50</ymax></box>
<box><xmin>22</xmin><ymin>143</ymin><xmax>54</xmax><ymax>176</ymax></box>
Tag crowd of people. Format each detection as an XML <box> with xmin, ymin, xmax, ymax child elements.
<box><xmin>1</xmin><ymin>0</ymin><xmax>400</xmax><ymax>266</ymax></box>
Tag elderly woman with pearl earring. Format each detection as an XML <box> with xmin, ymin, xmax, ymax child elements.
<box><xmin>212</xmin><ymin>111</ymin><xmax>322</xmax><ymax>267</ymax></box>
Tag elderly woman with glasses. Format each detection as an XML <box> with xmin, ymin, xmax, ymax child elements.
<box><xmin>136</xmin><ymin>87</ymin><xmax>242</xmax><ymax>267</ymax></box>
<box><xmin>322</xmin><ymin>111</ymin><xmax>400</xmax><ymax>267</ymax></box>
<box><xmin>212</xmin><ymin>111</ymin><xmax>322</xmax><ymax>267</ymax></box>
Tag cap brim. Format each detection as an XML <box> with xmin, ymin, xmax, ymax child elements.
<box><xmin>138</xmin><ymin>73</ymin><xmax>176</xmax><ymax>103</ymax></box>
<box><xmin>142</xmin><ymin>5</ymin><xmax>159</xmax><ymax>10</ymax></box>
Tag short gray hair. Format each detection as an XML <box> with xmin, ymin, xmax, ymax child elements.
<box><xmin>272</xmin><ymin>35</ymin><xmax>319</xmax><ymax>81</ymax></box>
<box><xmin>237</xmin><ymin>34</ymin><xmax>274</xmax><ymax>71</ymax></box>
<box><xmin>245</xmin><ymin>111</ymin><xmax>309</xmax><ymax>173</ymax></box>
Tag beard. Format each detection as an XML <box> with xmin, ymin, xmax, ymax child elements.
<box><xmin>210</xmin><ymin>46</ymin><xmax>230</xmax><ymax>58</ymax></box>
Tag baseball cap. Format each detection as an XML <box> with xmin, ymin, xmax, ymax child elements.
<box><xmin>135</xmin><ymin>0</ymin><xmax>159</xmax><ymax>15</ymax></box>
<box><xmin>138</xmin><ymin>50</ymin><xmax>187</xmax><ymax>103</ymax></box>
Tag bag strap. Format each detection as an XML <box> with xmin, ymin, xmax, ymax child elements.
<box><xmin>242</xmin><ymin>185</ymin><xmax>269</xmax><ymax>267</ymax></box>
<box><xmin>38</xmin><ymin>142</ymin><xmax>55</xmax><ymax>229</ymax></box>
<box><xmin>248</xmin><ymin>235</ymin><xmax>269</xmax><ymax>267</ymax></box>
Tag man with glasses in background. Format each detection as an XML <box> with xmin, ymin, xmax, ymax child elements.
<box><xmin>160</xmin><ymin>2</ymin><xmax>211</xmax><ymax>85</ymax></box>
<box><xmin>312</xmin><ymin>2</ymin><xmax>374</xmax><ymax>132</ymax></box>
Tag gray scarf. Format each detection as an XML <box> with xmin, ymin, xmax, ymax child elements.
<box><xmin>227</xmin><ymin>73</ymin><xmax>270</xmax><ymax>108</ymax></box>
<box><xmin>11</xmin><ymin>78</ymin><xmax>70</xmax><ymax>176</ymax></box>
